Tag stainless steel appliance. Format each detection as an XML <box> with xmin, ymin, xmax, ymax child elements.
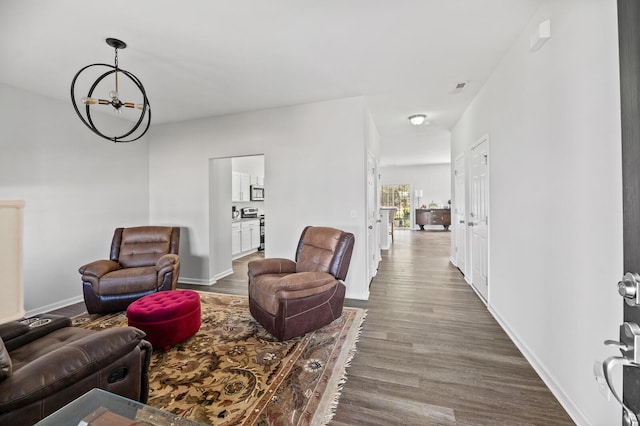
<box><xmin>250</xmin><ymin>185</ymin><xmax>264</xmax><ymax>201</ymax></box>
<box><xmin>259</xmin><ymin>214</ymin><xmax>265</xmax><ymax>251</ymax></box>
<box><xmin>241</xmin><ymin>207</ymin><xmax>259</xmax><ymax>218</ymax></box>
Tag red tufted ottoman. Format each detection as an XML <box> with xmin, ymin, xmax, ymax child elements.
<box><xmin>126</xmin><ymin>290</ymin><xmax>201</xmax><ymax>350</ymax></box>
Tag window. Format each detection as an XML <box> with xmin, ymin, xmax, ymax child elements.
<box><xmin>380</xmin><ymin>184</ymin><xmax>411</xmax><ymax>228</ymax></box>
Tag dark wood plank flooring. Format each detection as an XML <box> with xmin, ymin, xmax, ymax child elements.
<box><xmin>331</xmin><ymin>230</ymin><xmax>574</xmax><ymax>426</ymax></box>
<box><xmin>50</xmin><ymin>231</ymin><xmax>573</xmax><ymax>425</ymax></box>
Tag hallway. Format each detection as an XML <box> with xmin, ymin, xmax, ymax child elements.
<box><xmin>331</xmin><ymin>230</ymin><xmax>574</xmax><ymax>425</ymax></box>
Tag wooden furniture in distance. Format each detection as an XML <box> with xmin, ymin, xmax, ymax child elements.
<box><xmin>415</xmin><ymin>208</ymin><xmax>451</xmax><ymax>231</ymax></box>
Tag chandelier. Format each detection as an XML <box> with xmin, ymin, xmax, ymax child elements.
<box><xmin>70</xmin><ymin>38</ymin><xmax>151</xmax><ymax>143</ymax></box>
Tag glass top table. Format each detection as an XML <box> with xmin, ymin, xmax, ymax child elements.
<box><xmin>36</xmin><ymin>388</ymin><xmax>205</xmax><ymax>426</ymax></box>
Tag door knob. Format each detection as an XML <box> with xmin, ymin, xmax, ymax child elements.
<box><xmin>368</xmin><ymin>225</ymin><xmax>373</xmax><ymax>229</ymax></box>
<box><xmin>619</xmin><ymin>272</ymin><xmax>640</xmax><ymax>306</ymax></box>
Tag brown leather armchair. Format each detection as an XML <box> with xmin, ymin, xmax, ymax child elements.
<box><xmin>0</xmin><ymin>315</ymin><xmax>151</xmax><ymax>425</ymax></box>
<box><xmin>80</xmin><ymin>226</ymin><xmax>180</xmax><ymax>314</ymax></box>
<box><xmin>248</xmin><ymin>226</ymin><xmax>355</xmax><ymax>341</ymax></box>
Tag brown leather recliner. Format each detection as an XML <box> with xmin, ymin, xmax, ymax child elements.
<box><xmin>0</xmin><ymin>315</ymin><xmax>151</xmax><ymax>425</ymax></box>
<box><xmin>80</xmin><ymin>226</ymin><xmax>180</xmax><ymax>314</ymax></box>
<box><xmin>248</xmin><ymin>226</ymin><xmax>355</xmax><ymax>341</ymax></box>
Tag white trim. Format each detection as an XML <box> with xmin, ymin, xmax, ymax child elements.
<box><xmin>488</xmin><ymin>305</ymin><xmax>589</xmax><ymax>426</ymax></box>
<box><xmin>214</xmin><ymin>268</ymin><xmax>234</xmax><ymax>281</ymax></box>
<box><xmin>179</xmin><ymin>277</ymin><xmax>217</xmax><ymax>286</ymax></box>
<box><xmin>25</xmin><ymin>295</ymin><xmax>83</xmax><ymax>318</ymax></box>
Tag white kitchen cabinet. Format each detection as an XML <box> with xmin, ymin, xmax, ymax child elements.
<box><xmin>232</xmin><ymin>172</ymin><xmax>251</xmax><ymax>202</ymax></box>
<box><xmin>232</xmin><ymin>219</ymin><xmax>260</xmax><ymax>257</ymax></box>
<box><xmin>250</xmin><ymin>223</ymin><xmax>260</xmax><ymax>248</ymax></box>
<box><xmin>250</xmin><ymin>175</ymin><xmax>264</xmax><ymax>186</ymax></box>
<box><xmin>242</xmin><ymin>219</ymin><xmax>260</xmax><ymax>250</ymax></box>
<box><xmin>231</xmin><ymin>223</ymin><xmax>242</xmax><ymax>255</ymax></box>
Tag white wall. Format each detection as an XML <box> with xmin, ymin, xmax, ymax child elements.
<box><xmin>209</xmin><ymin>158</ymin><xmax>233</xmax><ymax>283</ymax></box>
<box><xmin>451</xmin><ymin>1</ymin><xmax>621</xmax><ymax>424</ymax></box>
<box><xmin>380</xmin><ymin>163</ymin><xmax>451</xmax><ymax>229</ymax></box>
<box><xmin>148</xmin><ymin>97</ymin><xmax>372</xmax><ymax>300</ymax></box>
<box><xmin>0</xmin><ymin>83</ymin><xmax>149</xmax><ymax>314</ymax></box>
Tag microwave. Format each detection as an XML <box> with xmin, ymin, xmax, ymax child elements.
<box><xmin>250</xmin><ymin>185</ymin><xmax>264</xmax><ymax>201</ymax></box>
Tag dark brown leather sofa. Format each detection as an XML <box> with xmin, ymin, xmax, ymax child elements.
<box><xmin>0</xmin><ymin>315</ymin><xmax>151</xmax><ymax>425</ymax></box>
<box><xmin>248</xmin><ymin>226</ymin><xmax>355</xmax><ymax>341</ymax></box>
<box><xmin>80</xmin><ymin>226</ymin><xmax>180</xmax><ymax>314</ymax></box>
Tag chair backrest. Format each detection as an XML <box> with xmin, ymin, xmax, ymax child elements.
<box><xmin>294</xmin><ymin>226</ymin><xmax>355</xmax><ymax>281</ymax></box>
<box><xmin>110</xmin><ymin>226</ymin><xmax>180</xmax><ymax>268</ymax></box>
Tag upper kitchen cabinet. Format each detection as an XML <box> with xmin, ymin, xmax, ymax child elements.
<box><xmin>232</xmin><ymin>172</ymin><xmax>251</xmax><ymax>202</ymax></box>
<box><xmin>232</xmin><ymin>155</ymin><xmax>264</xmax><ymax>202</ymax></box>
<box><xmin>250</xmin><ymin>175</ymin><xmax>264</xmax><ymax>186</ymax></box>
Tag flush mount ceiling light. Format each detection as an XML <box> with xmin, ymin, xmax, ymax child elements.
<box><xmin>70</xmin><ymin>38</ymin><xmax>151</xmax><ymax>143</ymax></box>
<box><xmin>408</xmin><ymin>114</ymin><xmax>427</xmax><ymax>126</ymax></box>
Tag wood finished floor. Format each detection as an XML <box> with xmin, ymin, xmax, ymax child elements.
<box><xmin>52</xmin><ymin>231</ymin><xmax>573</xmax><ymax>425</ymax></box>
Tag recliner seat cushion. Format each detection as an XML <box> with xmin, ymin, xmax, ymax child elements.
<box><xmin>249</xmin><ymin>272</ymin><xmax>337</xmax><ymax>315</ymax></box>
<box><xmin>98</xmin><ymin>266</ymin><xmax>158</xmax><ymax>295</ymax></box>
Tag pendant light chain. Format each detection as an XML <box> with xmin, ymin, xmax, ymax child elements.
<box><xmin>114</xmin><ymin>46</ymin><xmax>119</xmax><ymax>95</ymax></box>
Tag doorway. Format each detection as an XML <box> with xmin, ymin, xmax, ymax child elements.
<box><xmin>208</xmin><ymin>154</ymin><xmax>265</xmax><ymax>286</ymax></box>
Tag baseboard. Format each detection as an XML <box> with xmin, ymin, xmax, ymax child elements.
<box><xmin>179</xmin><ymin>277</ymin><xmax>216</xmax><ymax>286</ymax></box>
<box><xmin>25</xmin><ymin>295</ymin><xmax>84</xmax><ymax>318</ymax></box>
<box><xmin>214</xmin><ymin>268</ymin><xmax>234</xmax><ymax>281</ymax></box>
<box><xmin>179</xmin><ymin>268</ymin><xmax>234</xmax><ymax>287</ymax></box>
<box><xmin>488</xmin><ymin>305</ymin><xmax>589</xmax><ymax>426</ymax></box>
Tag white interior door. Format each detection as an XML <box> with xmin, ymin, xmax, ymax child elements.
<box><xmin>454</xmin><ymin>154</ymin><xmax>466</xmax><ymax>275</ymax></box>
<box><xmin>470</xmin><ymin>137</ymin><xmax>489</xmax><ymax>302</ymax></box>
<box><xmin>367</xmin><ymin>152</ymin><xmax>380</xmax><ymax>281</ymax></box>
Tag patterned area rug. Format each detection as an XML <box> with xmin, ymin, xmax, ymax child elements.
<box><xmin>73</xmin><ymin>292</ymin><xmax>365</xmax><ymax>426</ymax></box>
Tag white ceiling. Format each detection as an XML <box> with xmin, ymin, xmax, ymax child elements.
<box><xmin>0</xmin><ymin>0</ymin><xmax>542</xmax><ymax>166</ymax></box>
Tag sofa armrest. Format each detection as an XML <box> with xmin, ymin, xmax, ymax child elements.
<box><xmin>0</xmin><ymin>338</ymin><xmax>11</xmax><ymax>382</ymax></box>
<box><xmin>1</xmin><ymin>315</ymin><xmax>71</xmax><ymax>352</ymax></box>
<box><xmin>248</xmin><ymin>258</ymin><xmax>296</xmax><ymax>281</ymax></box>
<box><xmin>0</xmin><ymin>322</ymin><xmax>29</xmax><ymax>342</ymax></box>
<box><xmin>0</xmin><ymin>327</ymin><xmax>147</xmax><ymax>412</ymax></box>
<box><xmin>79</xmin><ymin>260</ymin><xmax>121</xmax><ymax>278</ymax></box>
<box><xmin>155</xmin><ymin>253</ymin><xmax>179</xmax><ymax>275</ymax></box>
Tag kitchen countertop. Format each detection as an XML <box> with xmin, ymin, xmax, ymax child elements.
<box><xmin>232</xmin><ymin>217</ymin><xmax>260</xmax><ymax>223</ymax></box>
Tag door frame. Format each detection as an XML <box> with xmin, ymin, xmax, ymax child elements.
<box><xmin>453</xmin><ymin>153</ymin><xmax>467</xmax><ymax>275</ymax></box>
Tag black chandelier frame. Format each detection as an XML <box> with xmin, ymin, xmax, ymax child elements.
<box><xmin>70</xmin><ymin>38</ymin><xmax>151</xmax><ymax>143</ymax></box>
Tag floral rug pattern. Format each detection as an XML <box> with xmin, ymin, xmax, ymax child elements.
<box><xmin>73</xmin><ymin>292</ymin><xmax>365</xmax><ymax>426</ymax></box>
